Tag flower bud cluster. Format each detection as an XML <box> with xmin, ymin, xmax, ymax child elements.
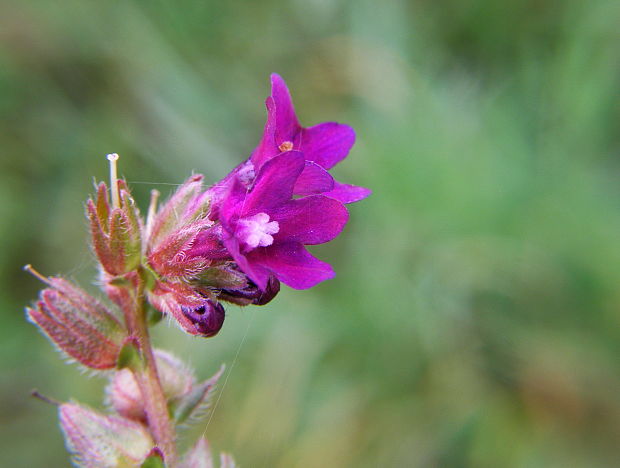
<box><xmin>106</xmin><ymin>350</ymin><xmax>205</xmax><ymax>423</ymax></box>
<box><xmin>85</xmin><ymin>74</ymin><xmax>368</xmax><ymax>337</ymax></box>
<box><xmin>58</xmin><ymin>350</ymin><xmax>226</xmax><ymax>467</ymax></box>
<box><xmin>24</xmin><ymin>73</ymin><xmax>368</xmax><ymax>467</ymax></box>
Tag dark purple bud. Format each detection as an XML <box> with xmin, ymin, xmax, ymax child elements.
<box><xmin>182</xmin><ymin>300</ymin><xmax>225</xmax><ymax>337</ymax></box>
<box><xmin>219</xmin><ymin>275</ymin><xmax>280</xmax><ymax>306</ymax></box>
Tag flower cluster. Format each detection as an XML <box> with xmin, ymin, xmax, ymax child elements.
<box><xmin>25</xmin><ymin>74</ymin><xmax>368</xmax><ymax>467</ymax></box>
<box><xmin>144</xmin><ymin>74</ymin><xmax>369</xmax><ymax>337</ymax></box>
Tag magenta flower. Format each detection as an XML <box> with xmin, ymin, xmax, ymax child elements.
<box><xmin>251</xmin><ymin>73</ymin><xmax>371</xmax><ymax>204</ymax></box>
<box><xmin>219</xmin><ymin>151</ymin><xmax>348</xmax><ymax>290</ymax></box>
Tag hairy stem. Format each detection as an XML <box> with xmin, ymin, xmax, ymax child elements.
<box><xmin>121</xmin><ymin>280</ymin><xmax>177</xmax><ymax>466</ymax></box>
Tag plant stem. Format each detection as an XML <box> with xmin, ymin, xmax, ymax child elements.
<box><xmin>122</xmin><ymin>280</ymin><xmax>177</xmax><ymax>466</ymax></box>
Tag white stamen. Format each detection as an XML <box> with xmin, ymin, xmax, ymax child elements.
<box><xmin>23</xmin><ymin>264</ymin><xmax>53</xmax><ymax>286</ymax></box>
<box><xmin>236</xmin><ymin>212</ymin><xmax>279</xmax><ymax>250</ymax></box>
<box><xmin>106</xmin><ymin>153</ymin><xmax>120</xmax><ymax>209</ymax></box>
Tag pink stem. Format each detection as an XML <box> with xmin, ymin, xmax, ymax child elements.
<box><xmin>120</xmin><ymin>281</ymin><xmax>177</xmax><ymax>466</ymax></box>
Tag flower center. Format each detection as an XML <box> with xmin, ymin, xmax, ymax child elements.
<box><xmin>278</xmin><ymin>141</ymin><xmax>294</xmax><ymax>152</ymax></box>
<box><xmin>236</xmin><ymin>212</ymin><xmax>279</xmax><ymax>250</ymax></box>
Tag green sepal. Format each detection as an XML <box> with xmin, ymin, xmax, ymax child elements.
<box><xmin>173</xmin><ymin>365</ymin><xmax>224</xmax><ymax>424</ymax></box>
<box><xmin>117</xmin><ymin>338</ymin><xmax>144</xmax><ymax>371</ymax></box>
<box><xmin>108</xmin><ymin>210</ymin><xmax>130</xmax><ymax>272</ymax></box>
<box><xmin>139</xmin><ymin>264</ymin><xmax>159</xmax><ymax>292</ymax></box>
<box><xmin>193</xmin><ymin>265</ymin><xmax>247</xmax><ymax>290</ymax></box>
<box><xmin>95</xmin><ymin>182</ymin><xmax>110</xmax><ymax>234</ymax></box>
<box><xmin>86</xmin><ymin>200</ymin><xmax>117</xmax><ymax>275</ymax></box>
<box><xmin>146</xmin><ymin>305</ymin><xmax>164</xmax><ymax>326</ymax></box>
<box><xmin>120</xmin><ymin>190</ymin><xmax>143</xmax><ymax>271</ymax></box>
<box><xmin>108</xmin><ymin>276</ymin><xmax>133</xmax><ymax>287</ymax></box>
<box><xmin>149</xmin><ymin>176</ymin><xmax>203</xmax><ymax>247</ymax></box>
<box><xmin>140</xmin><ymin>452</ymin><xmax>166</xmax><ymax>468</ymax></box>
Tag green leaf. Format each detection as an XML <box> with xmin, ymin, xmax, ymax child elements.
<box><xmin>140</xmin><ymin>452</ymin><xmax>166</xmax><ymax>468</ymax></box>
<box><xmin>117</xmin><ymin>338</ymin><xmax>143</xmax><ymax>371</ymax></box>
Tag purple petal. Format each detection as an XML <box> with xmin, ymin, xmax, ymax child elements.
<box><xmin>243</xmin><ymin>151</ymin><xmax>305</xmax><ymax>215</ymax></box>
<box><xmin>248</xmin><ymin>242</ymin><xmax>335</xmax><ymax>289</ymax></box>
<box><xmin>322</xmin><ymin>181</ymin><xmax>372</xmax><ymax>204</ymax></box>
<box><xmin>251</xmin><ymin>97</ymin><xmax>278</xmax><ymax>169</ymax></box>
<box><xmin>293</xmin><ymin>161</ymin><xmax>335</xmax><ymax>196</ymax></box>
<box><xmin>251</xmin><ymin>74</ymin><xmax>304</xmax><ymax>170</ymax></box>
<box><xmin>300</xmin><ymin>122</ymin><xmax>355</xmax><ymax>169</ymax></box>
<box><xmin>271</xmin><ymin>73</ymin><xmax>300</xmax><ymax>143</ymax></box>
<box><xmin>270</xmin><ymin>195</ymin><xmax>349</xmax><ymax>245</ymax></box>
<box><xmin>217</xmin><ymin>178</ymin><xmax>270</xmax><ymax>285</ymax></box>
<box><xmin>219</xmin><ymin>177</ymin><xmax>249</xmax><ymax>225</ymax></box>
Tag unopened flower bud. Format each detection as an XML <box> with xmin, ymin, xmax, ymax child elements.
<box><xmin>220</xmin><ymin>453</ymin><xmax>238</xmax><ymax>468</ymax></box>
<box><xmin>219</xmin><ymin>275</ymin><xmax>280</xmax><ymax>306</ymax></box>
<box><xmin>26</xmin><ymin>274</ymin><xmax>126</xmax><ymax>370</ymax></box>
<box><xmin>180</xmin><ymin>437</ymin><xmax>237</xmax><ymax>468</ymax></box>
<box><xmin>180</xmin><ymin>438</ymin><xmax>214</xmax><ymax>468</ymax></box>
<box><xmin>182</xmin><ymin>300</ymin><xmax>225</xmax><ymax>337</ymax></box>
<box><xmin>147</xmin><ymin>175</ymin><xmax>212</xmax><ymax>250</ymax></box>
<box><xmin>144</xmin><ymin>176</ymin><xmax>231</xmax><ymax>334</ymax></box>
<box><xmin>59</xmin><ymin>402</ymin><xmax>154</xmax><ymax>466</ymax></box>
<box><xmin>86</xmin><ymin>179</ymin><xmax>143</xmax><ymax>276</ymax></box>
<box><xmin>107</xmin><ymin>350</ymin><xmax>195</xmax><ymax>423</ymax></box>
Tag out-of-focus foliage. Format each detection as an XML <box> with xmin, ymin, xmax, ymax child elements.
<box><xmin>1</xmin><ymin>0</ymin><xmax>619</xmax><ymax>466</ymax></box>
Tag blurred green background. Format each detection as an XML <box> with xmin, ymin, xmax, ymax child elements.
<box><xmin>1</xmin><ymin>0</ymin><xmax>620</xmax><ymax>466</ymax></box>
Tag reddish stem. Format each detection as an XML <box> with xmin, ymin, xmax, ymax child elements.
<box><xmin>119</xmin><ymin>280</ymin><xmax>177</xmax><ymax>466</ymax></box>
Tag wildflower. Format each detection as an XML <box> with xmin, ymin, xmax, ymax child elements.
<box><xmin>24</xmin><ymin>73</ymin><xmax>369</xmax><ymax>466</ymax></box>
<box><xmin>204</xmin><ymin>74</ymin><xmax>370</xmax><ymax>217</ymax></box>
<box><xmin>218</xmin><ymin>151</ymin><xmax>348</xmax><ymax>290</ymax></box>
<box><xmin>143</xmin><ymin>172</ymin><xmax>284</xmax><ymax>333</ymax></box>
